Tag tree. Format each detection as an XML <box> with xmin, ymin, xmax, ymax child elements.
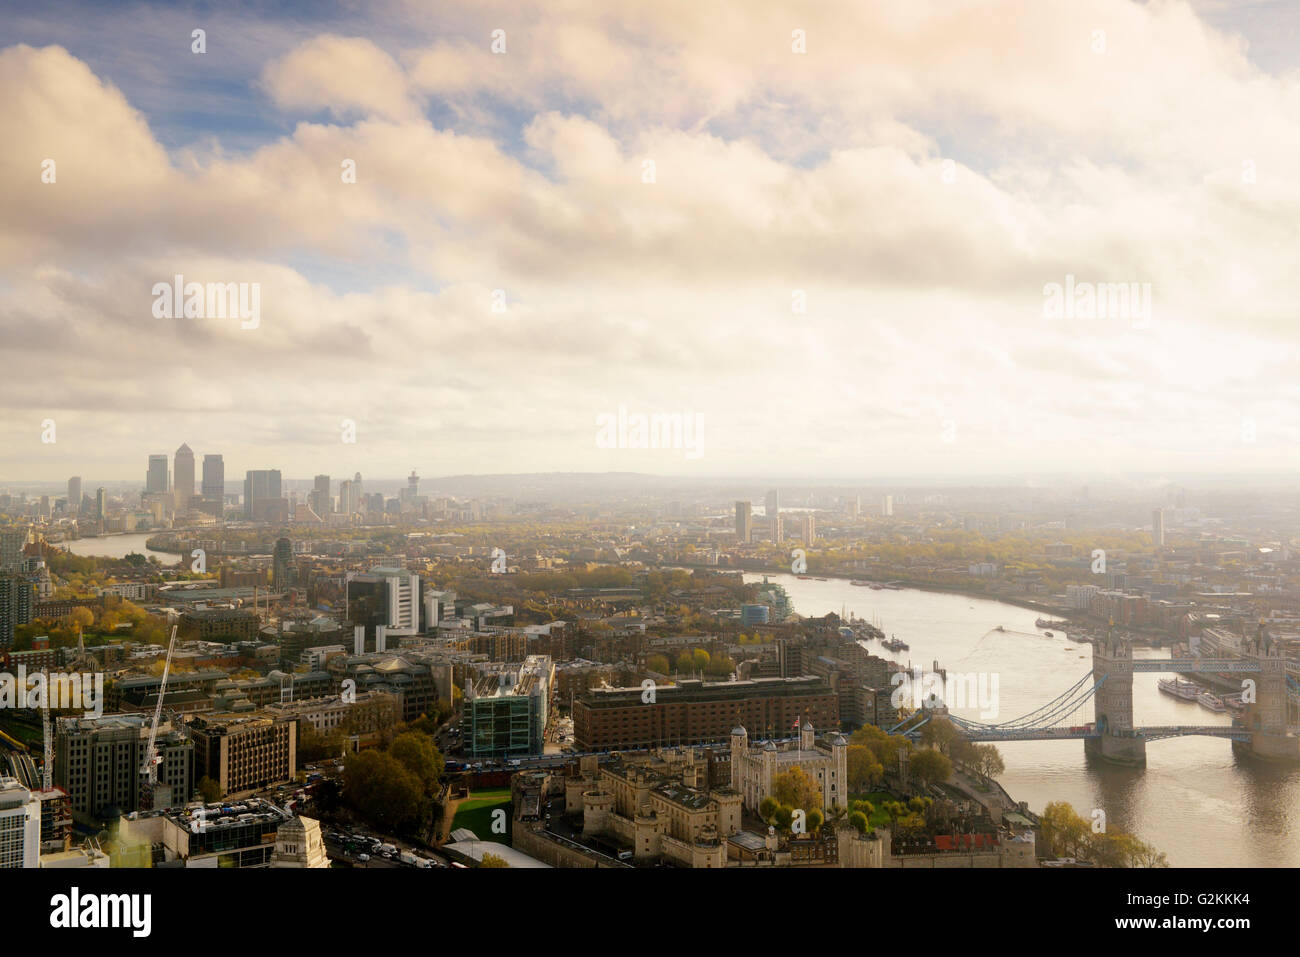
<box><xmin>758</xmin><ymin>796</ymin><xmax>780</xmax><ymax>822</ymax></box>
<box><xmin>919</xmin><ymin>717</ymin><xmax>961</xmax><ymax>756</ymax></box>
<box><xmin>806</xmin><ymin>807</ymin><xmax>824</xmax><ymax>834</ymax></box>
<box><xmin>846</xmin><ymin>745</ymin><xmax>884</xmax><ymax>793</ymax></box>
<box><xmin>1040</xmin><ymin>802</ymin><xmax>1091</xmax><ymax>859</ymax></box>
<box><xmin>908</xmin><ymin>748</ymin><xmax>952</xmax><ymax>789</ymax></box>
<box><xmin>69</xmin><ymin>607</ymin><xmax>94</xmax><ymax>632</ymax></box>
<box><xmin>950</xmin><ymin>736</ymin><xmax>979</xmax><ymax>768</ymax></box>
<box><xmin>847</xmin><ymin>810</ymin><xmax>869</xmax><ymax>834</ymax></box>
<box><xmin>849</xmin><ymin>798</ymin><xmax>875</xmax><ymax>819</ymax></box>
<box><xmin>389</xmin><ymin>731</ymin><xmax>444</xmax><ymax>791</ymax></box>
<box><xmin>773</xmin><ymin>804</ymin><xmax>794</xmax><ymax>830</ymax></box>
<box><xmin>645</xmin><ymin>654</ymin><xmax>670</xmax><ymax>675</ymax></box>
<box><xmin>772</xmin><ymin>766</ymin><xmax>822</xmax><ymax>813</ymax></box>
<box><xmin>196</xmin><ymin>776</ymin><xmax>221</xmax><ymax>803</ymax></box>
<box><xmin>971</xmin><ymin>744</ymin><xmax>1005</xmax><ymax>784</ymax></box>
<box><xmin>850</xmin><ymin>723</ymin><xmax>913</xmax><ymax>771</ymax></box>
<box><xmin>343</xmin><ymin>750</ymin><xmax>424</xmax><ymax>833</ymax></box>
<box><xmin>297</xmin><ymin>722</ymin><xmax>344</xmax><ymax>764</ymax></box>
<box><xmin>479</xmin><ymin>852</ymin><xmax>510</xmax><ymax>868</ymax></box>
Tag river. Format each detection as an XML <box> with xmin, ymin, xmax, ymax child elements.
<box><xmin>59</xmin><ymin>532</ymin><xmax>180</xmax><ymax>565</ymax></box>
<box><xmin>745</xmin><ymin>572</ymin><xmax>1300</xmax><ymax>867</ymax></box>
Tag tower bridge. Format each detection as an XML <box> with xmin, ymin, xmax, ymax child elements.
<box><xmin>890</xmin><ymin>626</ymin><xmax>1300</xmax><ymax>766</ymax></box>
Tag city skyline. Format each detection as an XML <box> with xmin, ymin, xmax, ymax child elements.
<box><xmin>5</xmin><ymin>0</ymin><xmax>1300</xmax><ymax>481</ymax></box>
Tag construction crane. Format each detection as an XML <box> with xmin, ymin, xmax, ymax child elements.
<box><xmin>140</xmin><ymin>624</ymin><xmax>179</xmax><ymax>809</ymax></box>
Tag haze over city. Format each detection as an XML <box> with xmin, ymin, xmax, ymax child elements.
<box><xmin>2</xmin><ymin>0</ymin><xmax>1299</xmax><ymax>933</ymax></box>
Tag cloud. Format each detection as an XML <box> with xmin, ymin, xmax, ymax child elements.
<box><xmin>2</xmin><ymin>1</ymin><xmax>1300</xmax><ymax>481</ymax></box>
<box><xmin>261</xmin><ymin>34</ymin><xmax>425</xmax><ymax>123</ymax></box>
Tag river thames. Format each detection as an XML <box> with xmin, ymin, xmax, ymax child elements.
<box><xmin>745</xmin><ymin>571</ymin><xmax>1300</xmax><ymax>867</ymax></box>
<box><xmin>60</xmin><ymin>532</ymin><xmax>179</xmax><ymax>564</ymax></box>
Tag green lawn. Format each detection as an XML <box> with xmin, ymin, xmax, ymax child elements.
<box><xmin>450</xmin><ymin>789</ymin><xmax>513</xmax><ymax>845</ymax></box>
<box><xmin>848</xmin><ymin>791</ymin><xmax>900</xmax><ymax>829</ymax></box>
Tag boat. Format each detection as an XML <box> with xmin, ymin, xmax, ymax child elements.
<box><xmin>1197</xmin><ymin>692</ymin><xmax>1226</xmax><ymax>713</ymax></box>
<box><xmin>994</xmin><ymin>625</ymin><xmax>1006</xmax><ymax>632</ymax></box>
<box><xmin>815</xmin><ymin>577</ymin><xmax>828</xmax><ymax>581</ymax></box>
<box><xmin>797</xmin><ymin>575</ymin><xmax>811</xmax><ymax>580</ymax></box>
<box><xmin>1045</xmin><ymin>631</ymin><xmax>1054</xmax><ymax>637</ymax></box>
<box><xmin>850</xmin><ymin>581</ymin><xmax>871</xmax><ymax>587</ymax></box>
<box><xmin>1220</xmin><ymin>693</ymin><xmax>1247</xmax><ymax>713</ymax></box>
<box><xmin>881</xmin><ymin>636</ymin><xmax>910</xmax><ymax>652</ymax></box>
<box><xmin>1158</xmin><ymin>678</ymin><xmax>1200</xmax><ymax>702</ymax></box>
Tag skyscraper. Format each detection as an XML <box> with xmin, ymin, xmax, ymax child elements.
<box><xmin>0</xmin><ymin>575</ymin><xmax>37</xmax><ymax>649</ymax></box>
<box><xmin>95</xmin><ymin>487</ymin><xmax>107</xmax><ymax>521</ymax></box>
<box><xmin>66</xmin><ymin>477</ymin><xmax>81</xmax><ymax>515</ymax></box>
<box><xmin>273</xmin><ymin>537</ymin><xmax>294</xmax><ymax>590</ymax></box>
<box><xmin>244</xmin><ymin>469</ymin><xmax>283</xmax><ymax>521</ymax></box>
<box><xmin>201</xmin><ymin>454</ymin><xmax>225</xmax><ymax>515</ymax></box>
<box><xmin>1152</xmin><ymin>508</ymin><xmax>1165</xmax><ymax>547</ymax></box>
<box><xmin>309</xmin><ymin>474</ymin><xmax>331</xmax><ymax>516</ymax></box>
<box><xmin>881</xmin><ymin>494</ymin><xmax>893</xmax><ymax>517</ymax></box>
<box><xmin>765</xmin><ymin>489</ymin><xmax>781</xmax><ymax>541</ymax></box>
<box><xmin>0</xmin><ymin>529</ymin><xmax>25</xmax><ymax>572</ymax></box>
<box><xmin>735</xmin><ymin>501</ymin><xmax>752</xmax><ymax>543</ymax></box>
<box><xmin>146</xmin><ymin>455</ymin><xmax>169</xmax><ymax>494</ymax></box>
<box><xmin>173</xmin><ymin>443</ymin><xmax>195</xmax><ymax>513</ymax></box>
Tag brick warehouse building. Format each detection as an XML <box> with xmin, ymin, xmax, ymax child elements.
<box><xmin>572</xmin><ymin>676</ymin><xmax>838</xmax><ymax>751</ymax></box>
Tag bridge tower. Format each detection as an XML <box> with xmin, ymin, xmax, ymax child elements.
<box><xmin>1084</xmin><ymin>622</ymin><xmax>1146</xmax><ymax>766</ymax></box>
<box><xmin>1234</xmin><ymin>625</ymin><xmax>1300</xmax><ymax>763</ymax></box>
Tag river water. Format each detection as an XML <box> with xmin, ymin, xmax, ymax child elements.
<box><xmin>745</xmin><ymin>572</ymin><xmax>1300</xmax><ymax>867</ymax></box>
<box><xmin>60</xmin><ymin>532</ymin><xmax>179</xmax><ymax>565</ymax></box>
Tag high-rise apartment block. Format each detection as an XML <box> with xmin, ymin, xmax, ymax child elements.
<box><xmin>0</xmin><ymin>777</ymin><xmax>40</xmax><ymax>868</ymax></box>
<box><xmin>735</xmin><ymin>501</ymin><xmax>752</xmax><ymax>542</ymax></box>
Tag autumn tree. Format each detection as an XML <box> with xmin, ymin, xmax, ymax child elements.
<box><xmin>971</xmin><ymin>744</ymin><xmax>1005</xmax><ymax>784</ymax></box>
<box><xmin>772</xmin><ymin>766</ymin><xmax>823</xmax><ymax>813</ymax></box>
<box><xmin>908</xmin><ymin>748</ymin><xmax>952</xmax><ymax>789</ymax></box>
<box><xmin>846</xmin><ymin>745</ymin><xmax>884</xmax><ymax>794</ymax></box>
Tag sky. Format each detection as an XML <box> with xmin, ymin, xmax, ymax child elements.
<box><xmin>2</xmin><ymin>0</ymin><xmax>1300</xmax><ymax>485</ymax></box>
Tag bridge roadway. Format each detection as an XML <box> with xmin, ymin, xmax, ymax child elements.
<box><xmin>1133</xmin><ymin>658</ymin><xmax>1264</xmax><ymax>673</ymax></box>
<box><xmin>958</xmin><ymin>725</ymin><xmax>1250</xmax><ymax>743</ymax></box>
<box><xmin>1130</xmin><ymin>656</ymin><xmax>1300</xmax><ymax>680</ymax></box>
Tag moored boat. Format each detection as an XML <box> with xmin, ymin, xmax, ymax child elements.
<box><xmin>1197</xmin><ymin>692</ymin><xmax>1226</xmax><ymax>713</ymax></box>
<box><xmin>1158</xmin><ymin>678</ymin><xmax>1200</xmax><ymax>702</ymax></box>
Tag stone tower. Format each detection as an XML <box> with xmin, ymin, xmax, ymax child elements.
<box><xmin>1085</xmin><ymin>622</ymin><xmax>1145</xmax><ymax>766</ymax></box>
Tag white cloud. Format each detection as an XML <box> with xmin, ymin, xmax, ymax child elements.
<box><xmin>2</xmin><ymin>1</ymin><xmax>1300</xmax><ymax>482</ymax></box>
